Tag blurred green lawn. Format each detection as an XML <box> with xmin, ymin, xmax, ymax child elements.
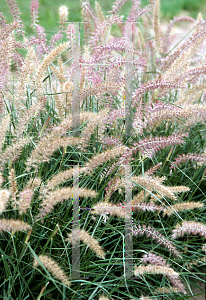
<box><xmin>1</xmin><ymin>0</ymin><xmax>206</xmax><ymax>38</ymax></box>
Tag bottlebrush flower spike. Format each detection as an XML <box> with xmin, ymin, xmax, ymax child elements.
<box><xmin>170</xmin><ymin>153</ymin><xmax>206</xmax><ymax>170</ymax></box>
<box><xmin>132</xmin><ymin>81</ymin><xmax>185</xmax><ymax>133</ymax></box>
<box><xmin>108</xmin><ymin>0</ymin><xmax>127</xmax><ymax>15</ymax></box>
<box><xmin>35</xmin><ymin>41</ymin><xmax>70</xmax><ymax>86</ymax></box>
<box><xmin>50</xmin><ymin>59</ymin><xmax>65</xmax><ymax>82</ymax></box>
<box><xmin>79</xmin><ymin>109</ymin><xmax>109</xmax><ymax>150</ymax></box>
<box><xmin>25</xmin><ymin>177</ymin><xmax>42</xmax><ymax>191</ymax></box>
<box><xmin>59</xmin><ymin>5</ymin><xmax>69</xmax><ymax>30</ymax></box>
<box><xmin>18</xmin><ymin>189</ymin><xmax>33</xmax><ymax>215</ymax></box>
<box><xmin>80</xmin><ymin>2</ymin><xmax>91</xmax><ymax>42</ymax></box>
<box><xmin>25</xmin><ymin>136</ymin><xmax>81</xmax><ymax>170</ymax></box>
<box><xmin>0</xmin><ymin>12</ymin><xmax>7</xmax><ymax>28</ymax></box>
<box><xmin>49</xmin><ymin>33</ymin><xmax>63</xmax><ymax>50</ymax></box>
<box><xmin>0</xmin><ymin>219</ymin><xmax>31</xmax><ymax>233</ymax></box>
<box><xmin>46</xmin><ymin>111</ymin><xmax>95</xmax><ymax>138</ymax></box>
<box><xmin>0</xmin><ymin>137</ymin><xmax>31</xmax><ymax>172</ymax></box>
<box><xmin>0</xmin><ymin>190</ymin><xmax>10</xmax><ymax>214</ymax></box>
<box><xmin>161</xmin><ymin>22</ymin><xmax>206</xmax><ymax>71</ymax></box>
<box><xmin>0</xmin><ymin>115</ymin><xmax>10</xmax><ymax>151</ymax></box>
<box><xmin>81</xmin><ymin>0</ymin><xmax>98</xmax><ymax>30</ymax></box>
<box><xmin>172</xmin><ymin>221</ymin><xmax>206</xmax><ymax>239</ymax></box>
<box><xmin>95</xmin><ymin>1</ymin><xmax>105</xmax><ymax>25</ymax></box>
<box><xmin>132</xmin><ymin>134</ymin><xmax>188</xmax><ymax>158</ymax></box>
<box><xmin>30</xmin><ymin>0</ymin><xmax>39</xmax><ymax>29</ymax></box>
<box><xmin>14</xmin><ymin>96</ymin><xmax>46</xmax><ymax>141</ymax></box>
<box><xmin>177</xmin><ymin>84</ymin><xmax>206</xmax><ymax>106</ymax></box>
<box><xmin>90</xmin><ymin>202</ymin><xmax>129</xmax><ymax>219</ymax></box>
<box><xmin>162</xmin><ymin>16</ymin><xmax>195</xmax><ymax>54</ymax></box>
<box><xmin>176</xmin><ymin>65</ymin><xmax>206</xmax><ymax>84</ymax></box>
<box><xmin>133</xmin><ymin>190</ymin><xmax>150</xmax><ymax>204</ymax></box>
<box><xmin>163</xmin><ymin>202</ymin><xmax>204</xmax><ymax>216</ymax></box>
<box><xmin>141</xmin><ymin>252</ymin><xmax>187</xmax><ymax>294</ymax></box>
<box><xmin>0</xmin><ymin>21</ymin><xmax>18</xmax><ymax>41</ymax></box>
<box><xmin>100</xmin><ymin>136</ymin><xmax>123</xmax><ymax>150</ymax></box>
<box><xmin>84</xmin><ymin>145</ymin><xmax>128</xmax><ymax>174</ymax></box>
<box><xmin>104</xmin><ymin>172</ymin><xmax>123</xmax><ymax>202</ymax></box>
<box><xmin>9</xmin><ymin>168</ymin><xmax>18</xmax><ymax>209</ymax></box>
<box><xmin>88</xmin><ymin>14</ymin><xmax>123</xmax><ymax>48</ymax></box>
<box><xmin>14</xmin><ymin>46</ymin><xmax>37</xmax><ymax>112</ymax></box>
<box><xmin>45</xmin><ymin>167</ymin><xmax>87</xmax><ymax>192</ymax></box>
<box><xmin>127</xmin><ymin>3</ymin><xmax>152</xmax><ymax>23</ymax></box>
<box><xmin>132</xmin><ymin>224</ymin><xmax>181</xmax><ymax>257</ymax></box>
<box><xmin>36</xmin><ymin>25</ymin><xmax>48</xmax><ymax>56</ymax></box>
<box><xmin>145</xmin><ymin>163</ymin><xmax>162</xmax><ymax>176</ymax></box>
<box><xmin>130</xmin><ymin>202</ymin><xmax>165</xmax><ymax>213</ymax></box>
<box><xmin>134</xmin><ymin>264</ymin><xmax>179</xmax><ymax>277</ymax></box>
<box><xmin>66</xmin><ymin>229</ymin><xmax>106</xmax><ymax>259</ymax></box>
<box><xmin>25</xmin><ymin>36</ymin><xmax>46</xmax><ymax>49</ymax></box>
<box><xmin>143</xmin><ymin>103</ymin><xmax>206</xmax><ymax>129</ymax></box>
<box><xmin>93</xmin><ymin>39</ymin><xmax>141</xmax><ymax>57</ymax></box>
<box><xmin>153</xmin><ymin>0</ymin><xmax>161</xmax><ymax>53</ymax></box>
<box><xmin>102</xmin><ymin>108</ymin><xmax>125</xmax><ymax>131</ymax></box>
<box><xmin>131</xmin><ymin>80</ymin><xmax>185</xmax><ymax>106</ymax></box>
<box><xmin>36</xmin><ymin>187</ymin><xmax>97</xmax><ymax>220</ymax></box>
<box><xmin>80</xmin><ymin>81</ymin><xmax>122</xmax><ymax>102</ymax></box>
<box><xmin>141</xmin><ymin>252</ymin><xmax>168</xmax><ymax>266</ymax></box>
<box><xmin>33</xmin><ymin>255</ymin><xmax>71</xmax><ymax>287</ymax></box>
<box><xmin>130</xmin><ymin>175</ymin><xmax>189</xmax><ymax>201</ymax></box>
<box><xmin>6</xmin><ymin>0</ymin><xmax>24</xmax><ymax>36</ymax></box>
<box><xmin>0</xmin><ymin>33</ymin><xmax>14</xmax><ymax>91</ymax></box>
<box><xmin>167</xmin><ymin>186</ymin><xmax>190</xmax><ymax>194</ymax></box>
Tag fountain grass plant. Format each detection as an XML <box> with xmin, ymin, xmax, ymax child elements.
<box><xmin>0</xmin><ymin>0</ymin><xmax>206</xmax><ymax>299</ymax></box>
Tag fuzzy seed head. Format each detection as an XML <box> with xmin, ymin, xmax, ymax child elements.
<box><xmin>33</xmin><ymin>255</ymin><xmax>71</xmax><ymax>287</ymax></box>
<box><xmin>59</xmin><ymin>5</ymin><xmax>69</xmax><ymax>25</ymax></box>
<box><xmin>0</xmin><ymin>189</ymin><xmax>10</xmax><ymax>214</ymax></box>
<box><xmin>18</xmin><ymin>189</ymin><xmax>33</xmax><ymax>215</ymax></box>
<box><xmin>0</xmin><ymin>219</ymin><xmax>31</xmax><ymax>233</ymax></box>
<box><xmin>66</xmin><ymin>229</ymin><xmax>106</xmax><ymax>259</ymax></box>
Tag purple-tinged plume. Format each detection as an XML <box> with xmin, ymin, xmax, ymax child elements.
<box><xmin>162</xmin><ymin>16</ymin><xmax>195</xmax><ymax>54</ymax></box>
<box><xmin>170</xmin><ymin>153</ymin><xmax>206</xmax><ymax>170</ymax></box>
<box><xmin>0</xmin><ymin>13</ymin><xmax>7</xmax><ymax>28</ymax></box>
<box><xmin>49</xmin><ymin>33</ymin><xmax>63</xmax><ymax>50</ymax></box>
<box><xmin>30</xmin><ymin>0</ymin><xmax>39</xmax><ymax>29</ymax></box>
<box><xmin>109</xmin><ymin>0</ymin><xmax>128</xmax><ymax>15</ymax></box>
<box><xmin>132</xmin><ymin>133</ymin><xmax>188</xmax><ymax>158</ymax></box>
<box><xmin>172</xmin><ymin>221</ymin><xmax>206</xmax><ymax>239</ymax></box>
<box><xmin>141</xmin><ymin>253</ymin><xmax>186</xmax><ymax>294</ymax></box>
<box><xmin>127</xmin><ymin>4</ymin><xmax>152</xmax><ymax>23</ymax></box>
<box><xmin>132</xmin><ymin>224</ymin><xmax>182</xmax><ymax>258</ymax></box>
<box><xmin>6</xmin><ymin>0</ymin><xmax>24</xmax><ymax>36</ymax></box>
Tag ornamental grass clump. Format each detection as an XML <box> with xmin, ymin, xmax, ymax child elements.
<box><xmin>1</xmin><ymin>0</ymin><xmax>206</xmax><ymax>298</ymax></box>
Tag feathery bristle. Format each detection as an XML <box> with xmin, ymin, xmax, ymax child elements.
<box><xmin>90</xmin><ymin>201</ymin><xmax>129</xmax><ymax>219</ymax></box>
<box><xmin>66</xmin><ymin>229</ymin><xmax>106</xmax><ymax>259</ymax></box>
<box><xmin>33</xmin><ymin>255</ymin><xmax>71</xmax><ymax>287</ymax></box>
<box><xmin>164</xmin><ymin>202</ymin><xmax>204</xmax><ymax>216</ymax></box>
<box><xmin>37</xmin><ymin>187</ymin><xmax>97</xmax><ymax>220</ymax></box>
<box><xmin>134</xmin><ymin>264</ymin><xmax>179</xmax><ymax>277</ymax></box>
<box><xmin>0</xmin><ymin>219</ymin><xmax>31</xmax><ymax>233</ymax></box>
<box><xmin>0</xmin><ymin>189</ymin><xmax>10</xmax><ymax>214</ymax></box>
<box><xmin>153</xmin><ymin>0</ymin><xmax>161</xmax><ymax>53</ymax></box>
